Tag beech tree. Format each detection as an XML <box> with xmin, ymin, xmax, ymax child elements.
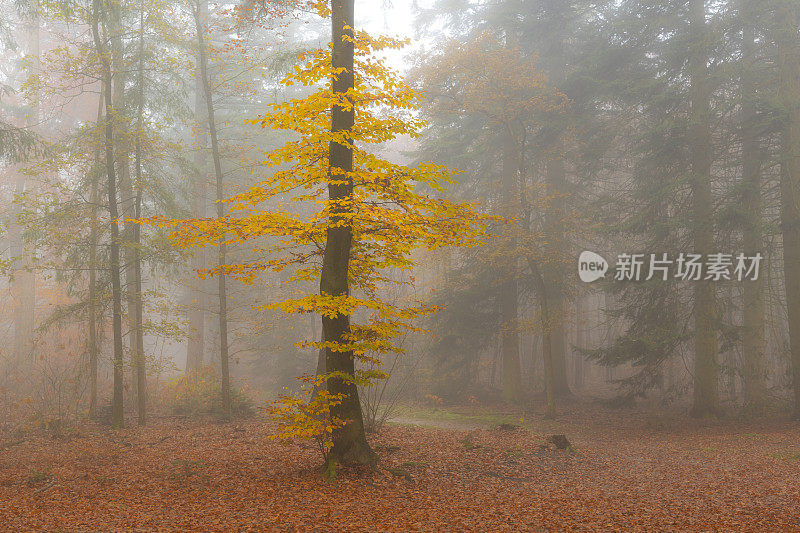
<box><xmin>159</xmin><ymin>1</ymin><xmax>486</xmax><ymax>465</ymax></box>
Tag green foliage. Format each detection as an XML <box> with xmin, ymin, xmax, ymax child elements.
<box><xmin>0</xmin><ymin>121</ymin><xmax>43</xmax><ymax>162</ymax></box>
<box><xmin>163</xmin><ymin>367</ymin><xmax>253</xmax><ymax>419</ymax></box>
<box><xmin>27</xmin><ymin>468</ymin><xmax>52</xmax><ymax>485</ymax></box>
<box><xmin>321</xmin><ymin>457</ymin><xmax>337</xmax><ymax>481</ymax></box>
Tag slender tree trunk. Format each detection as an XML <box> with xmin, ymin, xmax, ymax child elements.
<box><xmin>92</xmin><ymin>0</ymin><xmax>124</xmax><ymax>428</ymax></box>
<box><xmin>187</xmin><ymin>0</ymin><xmax>208</xmax><ymax>375</ymax></box>
<box><xmin>322</xmin><ymin>0</ymin><xmax>375</xmax><ymax>466</ymax></box>
<box><xmin>529</xmin><ymin>258</ymin><xmax>555</xmax><ymax>418</ymax></box>
<box><xmin>544</xmin><ymin>144</ymin><xmax>569</xmax><ymax>396</ymax></box>
<box><xmin>194</xmin><ymin>2</ymin><xmax>231</xmax><ymax>419</ymax></box>
<box><xmin>775</xmin><ymin>0</ymin><xmax>800</xmax><ymax>419</ymax></box>
<box><xmin>542</xmin><ymin>305</ymin><xmax>555</xmax><ymax>419</ymax></box>
<box><xmin>107</xmin><ymin>0</ymin><xmax>147</xmax><ymax>425</ymax></box>
<box><xmin>88</xmin><ymin>89</ymin><xmax>104</xmax><ymax>420</ymax></box>
<box><xmin>689</xmin><ymin>0</ymin><xmax>720</xmax><ymax>417</ymax></box>
<box><xmin>740</xmin><ymin>0</ymin><xmax>767</xmax><ymax>415</ymax></box>
<box><xmin>132</xmin><ymin>2</ymin><xmax>147</xmax><ymax>426</ymax></box>
<box><xmin>500</xmin><ymin>134</ymin><xmax>521</xmax><ymax>403</ymax></box>
<box><xmin>87</xmin><ymin>194</ymin><xmax>99</xmax><ymax>419</ymax></box>
<box><xmin>574</xmin><ymin>297</ymin><xmax>585</xmax><ymax>390</ymax></box>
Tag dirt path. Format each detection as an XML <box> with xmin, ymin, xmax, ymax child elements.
<box><xmin>388</xmin><ymin>416</ymin><xmax>485</xmax><ymax>431</ymax></box>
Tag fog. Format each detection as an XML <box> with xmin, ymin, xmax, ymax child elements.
<box><xmin>0</xmin><ymin>0</ymin><xmax>799</xmax><ymax>529</ymax></box>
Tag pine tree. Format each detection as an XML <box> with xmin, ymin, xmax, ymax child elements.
<box><xmin>773</xmin><ymin>0</ymin><xmax>800</xmax><ymax>418</ymax></box>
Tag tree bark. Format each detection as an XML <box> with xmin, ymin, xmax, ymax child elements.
<box><xmin>108</xmin><ymin>0</ymin><xmax>144</xmax><ymax>427</ymax></box>
<box><xmin>528</xmin><ymin>258</ymin><xmax>555</xmax><ymax>418</ymax></box>
<box><xmin>544</xmin><ymin>143</ymin><xmax>570</xmax><ymax>396</ymax></box>
<box><xmin>689</xmin><ymin>0</ymin><xmax>720</xmax><ymax>417</ymax></box>
<box><xmin>740</xmin><ymin>0</ymin><xmax>767</xmax><ymax>415</ymax></box>
<box><xmin>132</xmin><ymin>1</ymin><xmax>147</xmax><ymax>426</ymax></box>
<box><xmin>92</xmin><ymin>0</ymin><xmax>125</xmax><ymax>428</ymax></box>
<box><xmin>88</xmin><ymin>88</ymin><xmax>104</xmax><ymax>420</ymax></box>
<box><xmin>187</xmin><ymin>0</ymin><xmax>209</xmax><ymax>375</ymax></box>
<box><xmin>107</xmin><ymin>0</ymin><xmax>147</xmax><ymax>425</ymax></box>
<box><xmin>500</xmin><ymin>134</ymin><xmax>521</xmax><ymax>403</ymax></box>
<box><xmin>775</xmin><ymin>0</ymin><xmax>800</xmax><ymax>419</ymax></box>
<box><xmin>536</xmin><ymin>2</ymin><xmax>571</xmax><ymax>398</ymax></box>
<box><xmin>194</xmin><ymin>1</ymin><xmax>231</xmax><ymax>419</ymax></box>
<box><xmin>322</xmin><ymin>0</ymin><xmax>375</xmax><ymax>466</ymax></box>
<box><xmin>574</xmin><ymin>297</ymin><xmax>585</xmax><ymax>390</ymax></box>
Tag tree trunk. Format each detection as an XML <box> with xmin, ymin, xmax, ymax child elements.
<box><xmin>536</xmin><ymin>3</ymin><xmax>571</xmax><ymax>398</ymax></box>
<box><xmin>500</xmin><ymin>135</ymin><xmax>521</xmax><ymax>403</ymax></box>
<box><xmin>775</xmin><ymin>0</ymin><xmax>800</xmax><ymax>419</ymax></box>
<box><xmin>87</xmin><ymin>193</ymin><xmax>99</xmax><ymax>419</ymax></box>
<box><xmin>187</xmin><ymin>0</ymin><xmax>208</xmax><ymax>375</ymax></box>
<box><xmin>88</xmin><ymin>89</ymin><xmax>104</xmax><ymax>420</ymax></box>
<box><xmin>574</xmin><ymin>297</ymin><xmax>585</xmax><ymax>390</ymax></box>
<box><xmin>529</xmin><ymin>258</ymin><xmax>555</xmax><ymax>418</ymax></box>
<box><xmin>322</xmin><ymin>0</ymin><xmax>375</xmax><ymax>466</ymax></box>
<box><xmin>689</xmin><ymin>0</ymin><xmax>720</xmax><ymax>417</ymax></box>
<box><xmin>194</xmin><ymin>1</ymin><xmax>231</xmax><ymax>420</ymax></box>
<box><xmin>132</xmin><ymin>2</ymin><xmax>147</xmax><ymax>426</ymax></box>
<box><xmin>108</xmin><ymin>0</ymin><xmax>146</xmax><ymax>424</ymax></box>
<box><xmin>544</xmin><ymin>144</ymin><xmax>569</xmax><ymax>396</ymax></box>
<box><xmin>92</xmin><ymin>0</ymin><xmax>124</xmax><ymax>428</ymax></box>
<box><xmin>740</xmin><ymin>0</ymin><xmax>767</xmax><ymax>415</ymax></box>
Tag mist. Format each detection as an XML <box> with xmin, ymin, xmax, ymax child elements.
<box><xmin>0</xmin><ymin>0</ymin><xmax>799</xmax><ymax>530</ymax></box>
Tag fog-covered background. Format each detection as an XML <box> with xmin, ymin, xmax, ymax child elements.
<box><xmin>1</xmin><ymin>0</ymin><xmax>799</xmax><ymax>427</ymax></box>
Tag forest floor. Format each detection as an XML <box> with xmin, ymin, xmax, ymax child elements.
<box><xmin>1</xmin><ymin>401</ymin><xmax>800</xmax><ymax>531</ymax></box>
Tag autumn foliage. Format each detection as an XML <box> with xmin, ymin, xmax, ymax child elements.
<box><xmin>148</xmin><ymin>24</ymin><xmax>487</xmax><ymax>451</ymax></box>
<box><xmin>4</xmin><ymin>407</ymin><xmax>800</xmax><ymax>531</ymax></box>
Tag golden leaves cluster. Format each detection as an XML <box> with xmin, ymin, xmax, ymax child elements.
<box><xmin>165</xmin><ymin>29</ymin><xmax>487</xmax><ymax>356</ymax></box>
<box><xmin>159</xmin><ymin>29</ymin><xmax>488</xmax><ymax>444</ymax></box>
